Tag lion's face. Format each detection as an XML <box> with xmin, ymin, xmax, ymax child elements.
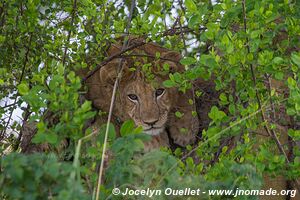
<box><xmin>85</xmin><ymin>39</ymin><xmax>193</xmax><ymax>139</ymax></box>
<box><xmin>121</xmin><ymin>76</ymin><xmax>174</xmax><ymax>135</ymax></box>
<box><xmin>84</xmin><ymin>38</ymin><xmax>199</xmax><ymax>147</ymax></box>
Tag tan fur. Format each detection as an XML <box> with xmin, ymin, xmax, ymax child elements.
<box><xmin>83</xmin><ymin>38</ymin><xmax>199</xmax><ymax>150</ymax></box>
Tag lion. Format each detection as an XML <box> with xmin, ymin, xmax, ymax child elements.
<box><xmin>84</xmin><ymin>37</ymin><xmax>200</xmax><ymax>150</ymax></box>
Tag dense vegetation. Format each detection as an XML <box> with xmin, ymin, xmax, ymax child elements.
<box><xmin>0</xmin><ymin>0</ymin><xmax>299</xmax><ymax>199</ymax></box>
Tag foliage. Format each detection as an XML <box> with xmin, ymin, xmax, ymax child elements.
<box><xmin>0</xmin><ymin>0</ymin><xmax>299</xmax><ymax>199</ymax></box>
<box><xmin>0</xmin><ymin>153</ymin><xmax>89</xmax><ymax>200</ymax></box>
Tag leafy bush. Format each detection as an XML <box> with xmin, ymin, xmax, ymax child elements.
<box><xmin>0</xmin><ymin>153</ymin><xmax>89</xmax><ymax>200</ymax></box>
<box><xmin>0</xmin><ymin>0</ymin><xmax>299</xmax><ymax>199</ymax></box>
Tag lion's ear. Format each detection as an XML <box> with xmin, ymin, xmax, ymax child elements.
<box><xmin>99</xmin><ymin>60</ymin><xmax>119</xmax><ymax>86</ymax></box>
<box><xmin>161</xmin><ymin>51</ymin><xmax>182</xmax><ymax>62</ymax></box>
<box><xmin>107</xmin><ymin>43</ymin><xmax>122</xmax><ymax>56</ymax></box>
<box><xmin>160</xmin><ymin>51</ymin><xmax>184</xmax><ymax>73</ymax></box>
<box><xmin>99</xmin><ymin>59</ymin><xmax>131</xmax><ymax>85</ymax></box>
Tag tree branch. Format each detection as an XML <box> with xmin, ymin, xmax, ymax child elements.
<box><xmin>0</xmin><ymin>34</ymin><xmax>32</xmax><ymax>140</ymax></box>
<box><xmin>0</xmin><ymin>102</ymin><xmax>18</xmax><ymax>109</ymax></box>
<box><xmin>82</xmin><ymin>40</ymin><xmax>146</xmax><ymax>82</ymax></box>
<box><xmin>81</xmin><ymin>21</ymin><xmax>208</xmax><ymax>83</ymax></box>
<box><xmin>119</xmin><ymin>53</ymin><xmax>180</xmax><ymax>63</ymax></box>
<box><xmin>13</xmin><ymin>105</ymin><xmax>31</xmax><ymax>151</ymax></box>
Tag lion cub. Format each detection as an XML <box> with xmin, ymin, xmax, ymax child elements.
<box><xmin>85</xmin><ymin>38</ymin><xmax>199</xmax><ymax>151</ymax></box>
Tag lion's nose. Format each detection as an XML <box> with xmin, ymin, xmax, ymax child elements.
<box><xmin>144</xmin><ymin>119</ymin><xmax>158</xmax><ymax>126</ymax></box>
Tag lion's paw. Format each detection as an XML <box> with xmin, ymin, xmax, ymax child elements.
<box><xmin>169</xmin><ymin>127</ymin><xmax>196</xmax><ymax>147</ymax></box>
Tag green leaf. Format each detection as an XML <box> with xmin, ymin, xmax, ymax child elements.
<box><xmin>291</xmin><ymin>53</ymin><xmax>300</xmax><ymax>67</ymax></box>
<box><xmin>186</xmin><ymin>145</ymin><xmax>192</xmax><ymax>151</ymax></box>
<box><xmin>133</xmin><ymin>139</ymin><xmax>145</xmax><ymax>151</ymax></box>
<box><xmin>175</xmin><ymin>111</ymin><xmax>184</xmax><ymax>118</ymax></box>
<box><xmin>180</xmin><ymin>57</ymin><xmax>197</xmax><ymax>65</ymax></box>
<box><xmin>37</xmin><ymin>121</ymin><xmax>46</xmax><ymax>132</ymax></box>
<box><xmin>32</xmin><ymin>132</ymin><xmax>58</xmax><ymax>144</ymax></box>
<box><xmin>286</xmin><ymin>107</ymin><xmax>296</xmax><ymax>116</ymax></box>
<box><xmin>229</xmin><ymin>104</ymin><xmax>236</xmax><ymax>115</ymax></box>
<box><xmin>250</xmin><ymin>30</ymin><xmax>260</xmax><ymax>39</ymax></box>
<box><xmin>204</xmin><ymin>30</ymin><xmax>214</xmax><ymax>40</ymax></box>
<box><xmin>287</xmin><ymin>77</ymin><xmax>297</xmax><ymax>88</ymax></box>
<box><xmin>273</xmin><ymin>57</ymin><xmax>284</xmax><ymax>65</ymax></box>
<box><xmin>45</xmin><ymin>133</ymin><xmax>58</xmax><ymax>144</ymax></box>
<box><xmin>219</xmin><ymin>93</ymin><xmax>228</xmax><ymax>102</ymax></box>
<box><xmin>288</xmin><ymin>129</ymin><xmax>300</xmax><ymax>140</ymax></box>
<box><xmin>195</xmin><ymin>91</ymin><xmax>202</xmax><ymax>97</ymax></box>
<box><xmin>0</xmin><ymin>35</ymin><xmax>6</xmax><ymax>43</ymax></box>
<box><xmin>247</xmin><ymin>53</ymin><xmax>254</xmax><ymax>61</ymax></box>
<box><xmin>185</xmin><ymin>0</ymin><xmax>197</xmax><ymax>13</ymax></box>
<box><xmin>173</xmin><ymin>72</ymin><xmax>182</xmax><ymax>81</ymax></box>
<box><xmin>274</xmin><ymin>72</ymin><xmax>284</xmax><ymax>80</ymax></box>
<box><xmin>132</xmin><ymin>126</ymin><xmax>143</xmax><ymax>134</ymax></box>
<box><xmin>180</xmin><ymin>127</ymin><xmax>187</xmax><ymax>133</ymax></box>
<box><xmin>155</xmin><ymin>52</ymin><xmax>160</xmax><ymax>59</ymax></box>
<box><xmin>32</xmin><ymin>132</ymin><xmax>46</xmax><ymax>144</ymax></box>
<box><xmin>188</xmin><ymin>14</ymin><xmax>201</xmax><ymax>27</ymax></box>
<box><xmin>57</xmin><ymin>63</ymin><xmax>64</xmax><ymax>75</ymax></box>
<box><xmin>208</xmin><ymin>106</ymin><xmax>226</xmax><ymax>121</ymax></box>
<box><xmin>221</xmin><ymin>34</ymin><xmax>229</xmax><ymax>45</ymax></box>
<box><xmin>192</xmin><ymin>111</ymin><xmax>197</xmax><ymax>117</ymax></box>
<box><xmin>163</xmin><ymin>80</ymin><xmax>176</xmax><ymax>88</ymax></box>
<box><xmin>87</xmin><ymin>146</ymin><xmax>98</xmax><ymax>156</ymax></box>
<box><xmin>98</xmin><ymin>123</ymin><xmax>116</xmax><ymax>142</ymax></box>
<box><xmin>18</xmin><ymin>83</ymin><xmax>29</xmax><ymax>95</ymax></box>
<box><xmin>162</xmin><ymin>63</ymin><xmax>170</xmax><ymax>71</ymax></box>
<box><xmin>81</xmin><ymin>101</ymin><xmax>92</xmax><ymax>112</ymax></box>
<box><xmin>120</xmin><ymin>120</ymin><xmax>135</xmax><ymax>136</ymax></box>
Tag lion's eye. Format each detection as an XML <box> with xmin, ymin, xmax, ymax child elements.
<box><xmin>155</xmin><ymin>88</ymin><xmax>165</xmax><ymax>97</ymax></box>
<box><xmin>128</xmin><ymin>94</ymin><xmax>138</xmax><ymax>101</ymax></box>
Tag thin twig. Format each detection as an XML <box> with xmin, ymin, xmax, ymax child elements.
<box><xmin>154</xmin><ymin>98</ymin><xmax>270</xmax><ymax>188</ymax></box>
<box><xmin>82</xmin><ymin>25</ymin><xmax>207</xmax><ymax>83</ymax></box>
<box><xmin>0</xmin><ymin>34</ymin><xmax>32</xmax><ymax>140</ymax></box>
<box><xmin>94</xmin><ymin>0</ymin><xmax>136</xmax><ymax>199</ymax></box>
<box><xmin>242</xmin><ymin>0</ymin><xmax>300</xmax><ymax>192</ymax></box>
<box><xmin>82</xmin><ymin>40</ymin><xmax>145</xmax><ymax>82</ymax></box>
<box><xmin>88</xmin><ymin>25</ymin><xmax>205</xmax><ymax>37</ymax></box>
<box><xmin>62</xmin><ymin>0</ymin><xmax>77</xmax><ymax>66</ymax></box>
<box><xmin>178</xmin><ymin>0</ymin><xmax>200</xmax><ymax>137</ymax></box>
<box><xmin>265</xmin><ymin>74</ymin><xmax>276</xmax><ymax>120</ymax></box>
<box><xmin>178</xmin><ymin>0</ymin><xmax>188</xmax><ymax>55</ymax></box>
<box><xmin>0</xmin><ymin>102</ymin><xmax>18</xmax><ymax>109</ymax></box>
<box><xmin>0</xmin><ymin>2</ymin><xmax>6</xmax><ymax>28</ymax></box>
<box><xmin>242</xmin><ymin>0</ymin><xmax>286</xmax><ymax>158</ymax></box>
<box><xmin>119</xmin><ymin>53</ymin><xmax>180</xmax><ymax>63</ymax></box>
<box><xmin>154</xmin><ymin>95</ymin><xmax>300</xmax><ymax>189</ymax></box>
